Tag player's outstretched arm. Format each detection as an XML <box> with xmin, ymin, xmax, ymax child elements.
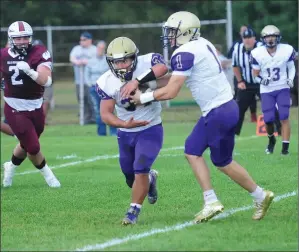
<box><xmin>120</xmin><ymin>63</ymin><xmax>168</xmax><ymax>98</ymax></box>
<box><xmin>130</xmin><ymin>75</ymin><xmax>186</xmax><ymax>105</ymax></box>
<box><xmin>100</xmin><ymin>99</ymin><xmax>149</xmax><ymax>128</ymax></box>
<box><xmin>156</xmin><ymin>73</ymin><xmax>172</xmax><ymax>88</ymax></box>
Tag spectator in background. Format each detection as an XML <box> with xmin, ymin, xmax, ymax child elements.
<box><xmin>32</xmin><ymin>39</ymin><xmax>53</xmax><ymax>124</ymax></box>
<box><xmin>84</xmin><ymin>40</ymin><xmax>117</xmax><ymax>136</ymax></box>
<box><xmin>215</xmin><ymin>44</ymin><xmax>234</xmax><ymax>95</ymax></box>
<box><xmin>69</xmin><ymin>32</ymin><xmax>96</xmax><ymax>124</ymax></box>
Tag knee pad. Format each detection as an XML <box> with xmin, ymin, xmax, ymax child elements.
<box><xmin>124</xmin><ymin>173</ymin><xmax>135</xmax><ymax>188</ymax></box>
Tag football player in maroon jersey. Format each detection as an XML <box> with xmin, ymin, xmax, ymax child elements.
<box><xmin>0</xmin><ymin>21</ymin><xmax>60</xmax><ymax>187</ymax></box>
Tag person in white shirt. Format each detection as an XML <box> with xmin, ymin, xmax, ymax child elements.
<box><xmin>96</xmin><ymin>37</ymin><xmax>168</xmax><ymax>225</ymax></box>
<box><xmin>250</xmin><ymin>25</ymin><xmax>296</xmax><ymax>155</ymax></box>
<box><xmin>124</xmin><ymin>11</ymin><xmax>274</xmax><ymax>223</ymax></box>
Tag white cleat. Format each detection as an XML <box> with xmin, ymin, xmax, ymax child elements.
<box><xmin>3</xmin><ymin>162</ymin><xmax>16</xmax><ymax>187</ymax></box>
<box><xmin>44</xmin><ymin>176</ymin><xmax>61</xmax><ymax>188</ymax></box>
<box><xmin>40</xmin><ymin>166</ymin><xmax>61</xmax><ymax>188</ymax></box>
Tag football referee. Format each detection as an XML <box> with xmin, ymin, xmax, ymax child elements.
<box><xmin>232</xmin><ymin>28</ymin><xmax>281</xmax><ymax>135</ymax></box>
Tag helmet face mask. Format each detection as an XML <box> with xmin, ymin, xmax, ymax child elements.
<box><xmin>10</xmin><ymin>36</ymin><xmax>31</xmax><ymax>54</ymax></box>
<box><xmin>261</xmin><ymin>25</ymin><xmax>281</xmax><ymax>49</ymax></box>
<box><xmin>107</xmin><ymin>56</ymin><xmax>136</xmax><ymax>81</ymax></box>
<box><xmin>161</xmin><ymin>25</ymin><xmax>182</xmax><ymax>49</ymax></box>
<box><xmin>106</xmin><ymin>37</ymin><xmax>139</xmax><ymax>82</ymax></box>
<box><xmin>8</xmin><ymin>21</ymin><xmax>33</xmax><ymax>55</ymax></box>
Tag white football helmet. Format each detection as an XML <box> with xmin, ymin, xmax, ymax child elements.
<box><xmin>8</xmin><ymin>21</ymin><xmax>33</xmax><ymax>55</ymax></box>
<box><xmin>260</xmin><ymin>25</ymin><xmax>281</xmax><ymax>48</ymax></box>
<box><xmin>161</xmin><ymin>11</ymin><xmax>201</xmax><ymax>48</ymax></box>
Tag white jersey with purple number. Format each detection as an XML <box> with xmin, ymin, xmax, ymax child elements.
<box><xmin>96</xmin><ymin>53</ymin><xmax>165</xmax><ymax>132</ymax></box>
<box><xmin>250</xmin><ymin>44</ymin><xmax>296</xmax><ymax>93</ymax></box>
<box><xmin>171</xmin><ymin>37</ymin><xmax>233</xmax><ymax>116</ymax></box>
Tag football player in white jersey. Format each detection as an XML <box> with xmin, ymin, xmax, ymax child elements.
<box><xmin>96</xmin><ymin>37</ymin><xmax>168</xmax><ymax>225</ymax></box>
<box><xmin>250</xmin><ymin>25</ymin><xmax>296</xmax><ymax>155</ymax></box>
<box><xmin>128</xmin><ymin>11</ymin><xmax>274</xmax><ymax>223</ymax></box>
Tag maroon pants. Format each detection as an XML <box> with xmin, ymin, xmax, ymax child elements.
<box><xmin>4</xmin><ymin>103</ymin><xmax>45</xmax><ymax>155</ymax></box>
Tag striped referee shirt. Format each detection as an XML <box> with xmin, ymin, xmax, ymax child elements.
<box><xmin>232</xmin><ymin>41</ymin><xmax>263</xmax><ymax>84</ymax></box>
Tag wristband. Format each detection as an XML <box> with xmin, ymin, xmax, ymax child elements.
<box><xmin>27</xmin><ymin>69</ymin><xmax>39</xmax><ymax>81</ymax></box>
<box><xmin>140</xmin><ymin>91</ymin><xmax>155</xmax><ymax>104</ymax></box>
<box><xmin>237</xmin><ymin>80</ymin><xmax>244</xmax><ymax>84</ymax></box>
<box><xmin>136</xmin><ymin>68</ymin><xmax>156</xmax><ymax>85</ymax></box>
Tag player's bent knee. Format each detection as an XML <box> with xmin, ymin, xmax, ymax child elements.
<box><xmin>185</xmin><ymin>153</ymin><xmax>201</xmax><ymax>161</ymax></box>
<box><xmin>212</xmin><ymin>156</ymin><xmax>232</xmax><ymax>168</ymax></box>
<box><xmin>264</xmin><ymin>116</ymin><xmax>275</xmax><ymax>124</ymax></box>
<box><xmin>124</xmin><ymin>173</ymin><xmax>135</xmax><ymax>188</ymax></box>
<box><xmin>279</xmin><ymin>111</ymin><xmax>289</xmax><ymax>121</ymax></box>
<box><xmin>27</xmin><ymin>144</ymin><xmax>40</xmax><ymax>155</ymax></box>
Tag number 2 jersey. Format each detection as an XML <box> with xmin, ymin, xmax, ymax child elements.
<box><xmin>250</xmin><ymin>43</ymin><xmax>296</xmax><ymax>93</ymax></box>
<box><xmin>0</xmin><ymin>46</ymin><xmax>52</xmax><ymax>111</ymax></box>
<box><xmin>170</xmin><ymin>37</ymin><xmax>233</xmax><ymax>116</ymax></box>
<box><xmin>96</xmin><ymin>53</ymin><xmax>165</xmax><ymax>132</ymax></box>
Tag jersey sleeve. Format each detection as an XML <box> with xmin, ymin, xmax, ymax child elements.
<box><xmin>36</xmin><ymin>46</ymin><xmax>53</xmax><ymax>70</ymax></box>
<box><xmin>250</xmin><ymin>50</ymin><xmax>261</xmax><ymax>70</ymax></box>
<box><xmin>141</xmin><ymin>53</ymin><xmax>166</xmax><ymax>68</ymax></box>
<box><xmin>287</xmin><ymin>47</ymin><xmax>297</xmax><ymax>62</ymax></box>
<box><xmin>171</xmin><ymin>52</ymin><xmax>195</xmax><ymax>76</ymax></box>
<box><xmin>96</xmin><ymin>75</ymin><xmax>114</xmax><ymax>100</ymax></box>
<box><xmin>150</xmin><ymin>53</ymin><xmax>166</xmax><ymax>66</ymax></box>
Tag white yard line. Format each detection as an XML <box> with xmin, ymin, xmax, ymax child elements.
<box><xmin>74</xmin><ymin>190</ymin><xmax>297</xmax><ymax>251</ymax></box>
<box><xmin>14</xmin><ymin>135</ymin><xmax>257</xmax><ymax>176</ymax></box>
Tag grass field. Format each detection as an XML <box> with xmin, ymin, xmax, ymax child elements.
<box><xmin>0</xmin><ymin>79</ymin><xmax>298</xmax><ymax>251</ymax></box>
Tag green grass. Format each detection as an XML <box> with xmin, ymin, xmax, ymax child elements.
<box><xmin>1</xmin><ymin>79</ymin><xmax>298</xmax><ymax>251</ymax></box>
<box><xmin>1</xmin><ymin>107</ymin><xmax>298</xmax><ymax>251</ymax></box>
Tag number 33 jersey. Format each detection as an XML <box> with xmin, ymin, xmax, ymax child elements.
<box><xmin>250</xmin><ymin>43</ymin><xmax>296</xmax><ymax>93</ymax></box>
<box><xmin>96</xmin><ymin>53</ymin><xmax>165</xmax><ymax>132</ymax></box>
<box><xmin>170</xmin><ymin>37</ymin><xmax>233</xmax><ymax>116</ymax></box>
<box><xmin>0</xmin><ymin>46</ymin><xmax>52</xmax><ymax>110</ymax></box>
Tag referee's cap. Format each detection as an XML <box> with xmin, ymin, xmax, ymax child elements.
<box><xmin>242</xmin><ymin>28</ymin><xmax>256</xmax><ymax>38</ymax></box>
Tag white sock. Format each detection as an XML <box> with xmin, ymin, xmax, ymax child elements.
<box><xmin>203</xmin><ymin>189</ymin><xmax>218</xmax><ymax>204</ymax></box>
<box><xmin>148</xmin><ymin>173</ymin><xmax>152</xmax><ymax>184</ymax></box>
<box><xmin>282</xmin><ymin>141</ymin><xmax>290</xmax><ymax>143</ymax></box>
<box><xmin>40</xmin><ymin>164</ymin><xmax>53</xmax><ymax>177</ymax></box>
<box><xmin>9</xmin><ymin>161</ymin><xmax>17</xmax><ymax>169</ymax></box>
<box><xmin>250</xmin><ymin>186</ymin><xmax>266</xmax><ymax>201</ymax></box>
<box><xmin>130</xmin><ymin>203</ymin><xmax>142</xmax><ymax>209</ymax></box>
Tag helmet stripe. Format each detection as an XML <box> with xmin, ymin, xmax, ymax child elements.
<box><xmin>18</xmin><ymin>21</ymin><xmax>25</xmax><ymax>32</ymax></box>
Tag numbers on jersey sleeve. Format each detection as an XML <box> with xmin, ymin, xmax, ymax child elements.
<box><xmin>206</xmin><ymin>45</ymin><xmax>222</xmax><ymax>73</ymax></box>
<box><xmin>176</xmin><ymin>54</ymin><xmax>183</xmax><ymax>69</ymax></box>
<box><xmin>9</xmin><ymin>66</ymin><xmax>23</xmax><ymax>85</ymax></box>
<box><xmin>170</xmin><ymin>52</ymin><xmax>194</xmax><ymax>72</ymax></box>
<box><xmin>267</xmin><ymin>67</ymin><xmax>280</xmax><ymax>81</ymax></box>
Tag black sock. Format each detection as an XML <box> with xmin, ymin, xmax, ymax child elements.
<box><xmin>266</xmin><ymin>123</ymin><xmax>275</xmax><ymax>136</ymax></box>
<box><xmin>266</xmin><ymin>123</ymin><xmax>275</xmax><ymax>144</ymax></box>
<box><xmin>35</xmin><ymin>159</ymin><xmax>46</xmax><ymax>170</ymax></box>
<box><xmin>11</xmin><ymin>154</ymin><xmax>26</xmax><ymax>166</ymax></box>
<box><xmin>282</xmin><ymin>141</ymin><xmax>289</xmax><ymax>152</ymax></box>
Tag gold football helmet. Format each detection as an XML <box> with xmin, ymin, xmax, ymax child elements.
<box><xmin>106</xmin><ymin>37</ymin><xmax>139</xmax><ymax>81</ymax></box>
<box><xmin>161</xmin><ymin>11</ymin><xmax>201</xmax><ymax>48</ymax></box>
